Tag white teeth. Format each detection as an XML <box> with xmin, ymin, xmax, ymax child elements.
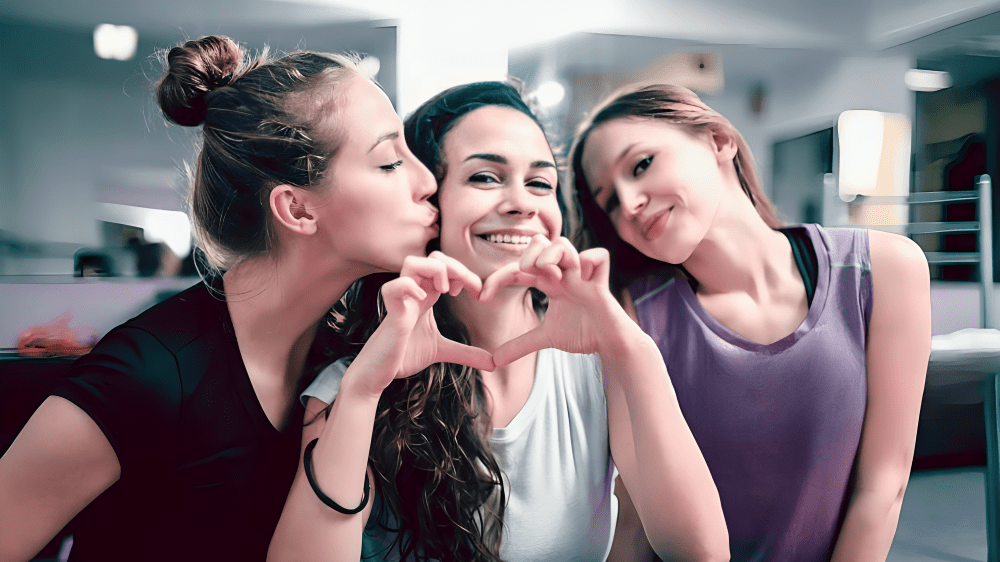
<box><xmin>484</xmin><ymin>234</ymin><xmax>532</xmax><ymax>245</ymax></box>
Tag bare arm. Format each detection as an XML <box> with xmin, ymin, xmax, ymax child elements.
<box><xmin>0</xmin><ymin>396</ymin><xmax>121</xmax><ymax>562</ymax></box>
<box><xmin>600</xmin><ymin>302</ymin><xmax>729</xmax><ymax>562</ymax></box>
<box><xmin>268</xmin><ymin>254</ymin><xmax>493</xmax><ymax>562</ymax></box>
<box><xmin>486</xmin><ymin>237</ymin><xmax>728</xmax><ymax>562</ymax></box>
<box><xmin>606</xmin><ymin>474</ymin><xmax>661</xmax><ymax>562</ymax></box>
<box><xmin>268</xmin><ymin>391</ymin><xmax>378</xmax><ymax>562</ymax></box>
<box><xmin>829</xmin><ymin>230</ymin><xmax>930</xmax><ymax>561</ymax></box>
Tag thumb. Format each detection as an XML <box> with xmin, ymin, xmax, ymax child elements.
<box><xmin>492</xmin><ymin>327</ymin><xmax>551</xmax><ymax>368</ymax></box>
<box><xmin>436</xmin><ymin>336</ymin><xmax>496</xmax><ymax>373</ymax></box>
<box><xmin>579</xmin><ymin>248</ymin><xmax>611</xmax><ymax>283</ymax></box>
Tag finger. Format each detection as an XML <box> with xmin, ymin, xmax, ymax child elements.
<box><xmin>480</xmin><ymin>262</ymin><xmax>540</xmax><ymax>302</ymax></box>
<box><xmin>579</xmin><ymin>247</ymin><xmax>611</xmax><ymax>283</ymax></box>
<box><xmin>492</xmin><ymin>327</ymin><xmax>550</xmax><ymax>368</ymax></box>
<box><xmin>401</xmin><ymin>256</ymin><xmax>449</xmax><ymax>295</ymax></box>
<box><xmin>436</xmin><ymin>336</ymin><xmax>496</xmax><ymax>372</ymax></box>
<box><xmin>380</xmin><ymin>276</ymin><xmax>428</xmax><ymax>304</ymax></box>
<box><xmin>552</xmin><ymin>237</ymin><xmax>582</xmax><ymax>272</ymax></box>
<box><xmin>428</xmin><ymin>251</ymin><xmax>483</xmax><ymax>298</ymax></box>
<box><xmin>536</xmin><ymin>237</ymin><xmax>580</xmax><ymax>281</ymax></box>
<box><xmin>519</xmin><ymin>235</ymin><xmax>552</xmax><ymax>274</ymax></box>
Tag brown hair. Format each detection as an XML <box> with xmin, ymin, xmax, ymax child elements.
<box><xmin>326</xmin><ymin>81</ymin><xmax>564</xmax><ymax>562</ymax></box>
<box><xmin>155</xmin><ymin>35</ymin><xmax>360</xmax><ymax>273</ymax></box>
<box><xmin>568</xmin><ymin>82</ymin><xmax>782</xmax><ymax>295</ymax></box>
<box><xmin>326</xmin><ymin>285</ymin><xmax>505</xmax><ymax>562</ymax></box>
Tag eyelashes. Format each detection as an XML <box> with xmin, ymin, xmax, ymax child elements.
<box><xmin>380</xmin><ymin>160</ymin><xmax>403</xmax><ymax>172</ymax></box>
<box><xmin>633</xmin><ymin>155</ymin><xmax>653</xmax><ymax>177</ymax></box>
<box><xmin>468</xmin><ymin>173</ymin><xmax>554</xmax><ymax>192</ymax></box>
<box><xmin>469</xmin><ymin>172</ymin><xmax>499</xmax><ymax>184</ymax></box>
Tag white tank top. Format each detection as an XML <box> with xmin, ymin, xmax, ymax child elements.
<box><xmin>302</xmin><ymin>348</ymin><xmax>618</xmax><ymax>561</ymax></box>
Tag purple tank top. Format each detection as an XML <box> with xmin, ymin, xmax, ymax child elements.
<box><xmin>629</xmin><ymin>224</ymin><xmax>872</xmax><ymax>562</ymax></box>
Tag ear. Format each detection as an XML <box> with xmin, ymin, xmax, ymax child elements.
<box><xmin>709</xmin><ymin>127</ymin><xmax>739</xmax><ymax>164</ymax></box>
<box><xmin>270</xmin><ymin>185</ymin><xmax>318</xmax><ymax>236</ymax></box>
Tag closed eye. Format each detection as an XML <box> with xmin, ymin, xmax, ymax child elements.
<box><xmin>380</xmin><ymin>160</ymin><xmax>403</xmax><ymax>172</ymax></box>
<box><xmin>527</xmin><ymin>179</ymin><xmax>554</xmax><ymax>192</ymax></box>
<box><xmin>633</xmin><ymin>155</ymin><xmax>653</xmax><ymax>177</ymax></box>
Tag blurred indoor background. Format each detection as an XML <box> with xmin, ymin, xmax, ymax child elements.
<box><xmin>3</xmin><ymin>0</ymin><xmax>1000</xmax><ymax>560</ymax></box>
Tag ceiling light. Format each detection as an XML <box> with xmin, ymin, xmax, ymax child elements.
<box><xmin>94</xmin><ymin>24</ymin><xmax>138</xmax><ymax>61</ymax></box>
<box><xmin>533</xmin><ymin>81</ymin><xmax>565</xmax><ymax>108</ymax></box>
<box><xmin>904</xmin><ymin>69</ymin><xmax>952</xmax><ymax>92</ymax></box>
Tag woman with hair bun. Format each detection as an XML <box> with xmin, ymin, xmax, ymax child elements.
<box><xmin>0</xmin><ymin>35</ymin><xmax>490</xmax><ymax>562</ymax></box>
<box><xmin>571</xmin><ymin>82</ymin><xmax>931</xmax><ymax>561</ymax></box>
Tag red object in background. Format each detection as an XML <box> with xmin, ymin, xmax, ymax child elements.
<box><xmin>16</xmin><ymin>313</ymin><xmax>98</xmax><ymax>357</ymax></box>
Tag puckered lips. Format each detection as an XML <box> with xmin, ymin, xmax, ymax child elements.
<box><xmin>473</xmin><ymin>228</ymin><xmax>547</xmax><ymax>254</ymax></box>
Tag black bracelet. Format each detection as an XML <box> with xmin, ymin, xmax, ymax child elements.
<box><xmin>303</xmin><ymin>438</ymin><xmax>370</xmax><ymax>515</ymax></box>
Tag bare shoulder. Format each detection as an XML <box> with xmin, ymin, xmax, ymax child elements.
<box><xmin>866</xmin><ymin>229</ymin><xmax>929</xmax><ymax>283</ymax></box>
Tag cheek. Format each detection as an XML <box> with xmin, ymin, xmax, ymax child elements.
<box><xmin>436</xmin><ymin>189</ymin><xmax>477</xmax><ymax>254</ymax></box>
<box><xmin>438</xmin><ymin>221</ymin><xmax>464</xmax><ymax>256</ymax></box>
<box><xmin>612</xmin><ymin>215</ymin><xmax>640</xmax><ymax>246</ymax></box>
<box><xmin>541</xmin><ymin>200</ymin><xmax>563</xmax><ymax>238</ymax></box>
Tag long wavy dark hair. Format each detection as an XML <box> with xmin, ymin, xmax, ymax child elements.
<box><xmin>325</xmin><ymin>81</ymin><xmax>555</xmax><ymax>562</ymax></box>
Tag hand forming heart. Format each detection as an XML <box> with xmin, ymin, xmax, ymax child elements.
<box><xmin>478</xmin><ymin>235</ymin><xmax>621</xmax><ymax>368</ymax></box>
<box><xmin>350</xmin><ymin>238</ymin><xmax>625</xmax><ymax>399</ymax></box>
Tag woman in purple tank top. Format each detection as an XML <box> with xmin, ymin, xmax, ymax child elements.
<box><xmin>568</xmin><ymin>83</ymin><xmax>931</xmax><ymax>562</ymax></box>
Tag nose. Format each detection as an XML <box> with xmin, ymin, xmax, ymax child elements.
<box><xmin>497</xmin><ymin>184</ymin><xmax>537</xmax><ymax>217</ymax></box>
<box><xmin>412</xmin><ymin>157</ymin><xmax>437</xmax><ymax>203</ymax></box>
<box><xmin>618</xmin><ymin>183</ymin><xmax>648</xmax><ymax>220</ymax></box>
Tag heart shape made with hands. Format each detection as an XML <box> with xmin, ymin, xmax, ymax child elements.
<box><xmin>475</xmin><ymin>238</ymin><xmax>614</xmax><ymax>369</ymax></box>
<box><xmin>379</xmin><ymin>238</ymin><xmax>615</xmax><ymax>382</ymax></box>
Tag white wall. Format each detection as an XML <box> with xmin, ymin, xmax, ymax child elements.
<box><xmin>0</xmin><ymin>19</ymin><xmax>396</xmax><ymax>254</ymax></box>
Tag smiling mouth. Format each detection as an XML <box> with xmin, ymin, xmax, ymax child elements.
<box><xmin>477</xmin><ymin>233</ymin><xmax>534</xmax><ymax>245</ymax></box>
<box><xmin>641</xmin><ymin>206</ymin><xmax>675</xmax><ymax>239</ymax></box>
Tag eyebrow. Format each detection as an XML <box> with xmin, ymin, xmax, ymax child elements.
<box><xmin>368</xmin><ymin>131</ymin><xmax>399</xmax><ymax>153</ymax></box>
<box><xmin>464</xmin><ymin>153</ymin><xmax>557</xmax><ymax>170</ymax></box>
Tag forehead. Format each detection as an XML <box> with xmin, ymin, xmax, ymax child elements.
<box><xmin>335</xmin><ymin>76</ymin><xmax>400</xmax><ymax>150</ymax></box>
<box><xmin>581</xmin><ymin>118</ymin><xmax>692</xmax><ymax>178</ymax></box>
<box><xmin>442</xmin><ymin>105</ymin><xmax>553</xmax><ymax>162</ymax></box>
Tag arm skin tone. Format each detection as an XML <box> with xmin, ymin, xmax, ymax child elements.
<box><xmin>829</xmin><ymin>230</ymin><xmax>930</xmax><ymax>561</ymax></box>
<box><xmin>483</xmin><ymin>236</ymin><xmax>729</xmax><ymax>562</ymax></box>
<box><xmin>607</xmin><ymin>473</ymin><xmax>662</xmax><ymax>562</ymax></box>
<box><xmin>0</xmin><ymin>396</ymin><xmax>121</xmax><ymax>562</ymax></box>
<box><xmin>268</xmin><ymin>253</ymin><xmax>494</xmax><ymax>562</ymax></box>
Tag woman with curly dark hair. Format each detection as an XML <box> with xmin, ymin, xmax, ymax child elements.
<box><xmin>271</xmin><ymin>82</ymin><xmax>727</xmax><ymax>562</ymax></box>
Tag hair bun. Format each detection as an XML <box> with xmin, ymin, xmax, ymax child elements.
<box><xmin>156</xmin><ymin>35</ymin><xmax>243</xmax><ymax>127</ymax></box>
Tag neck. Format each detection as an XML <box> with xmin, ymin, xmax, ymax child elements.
<box><xmin>446</xmin><ymin>285</ymin><xmax>539</xmax><ymax>353</ymax></box>
<box><xmin>447</xmin><ymin>284</ymin><xmax>540</xmax><ymax>427</ymax></box>
<box><xmin>223</xmin><ymin>242</ymin><xmax>370</xmax><ymax>386</ymax></box>
<box><xmin>681</xmin><ymin>194</ymin><xmax>792</xmax><ymax>299</ymax></box>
